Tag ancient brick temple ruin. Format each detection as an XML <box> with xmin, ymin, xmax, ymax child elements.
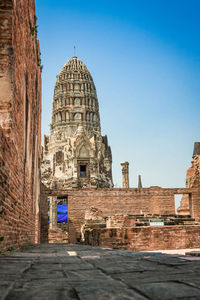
<box><xmin>39</xmin><ymin>57</ymin><xmax>200</xmax><ymax>247</ymax></box>
<box><xmin>1</xmin><ymin>0</ymin><xmax>200</xmax><ymax>253</ymax></box>
<box><xmin>41</xmin><ymin>56</ymin><xmax>113</xmax><ymax>190</ymax></box>
<box><xmin>40</xmin><ymin>139</ymin><xmax>200</xmax><ymax>248</ymax></box>
<box><xmin>0</xmin><ymin>0</ymin><xmax>41</xmax><ymax>250</ymax></box>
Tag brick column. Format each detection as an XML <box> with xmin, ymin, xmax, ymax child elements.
<box><xmin>49</xmin><ymin>196</ymin><xmax>57</xmax><ymax>229</ymax></box>
<box><xmin>190</xmin><ymin>190</ymin><xmax>200</xmax><ymax>220</ymax></box>
<box><xmin>121</xmin><ymin>161</ymin><xmax>129</xmax><ymax>188</ymax></box>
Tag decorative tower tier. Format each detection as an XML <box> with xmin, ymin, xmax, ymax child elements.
<box><xmin>41</xmin><ymin>56</ymin><xmax>113</xmax><ymax>189</ymax></box>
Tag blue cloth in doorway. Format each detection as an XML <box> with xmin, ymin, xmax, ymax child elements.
<box><xmin>57</xmin><ymin>204</ymin><xmax>68</xmax><ymax>223</ymax></box>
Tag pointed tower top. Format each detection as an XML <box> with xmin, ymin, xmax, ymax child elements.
<box><xmin>138</xmin><ymin>175</ymin><xmax>142</xmax><ymax>188</ymax></box>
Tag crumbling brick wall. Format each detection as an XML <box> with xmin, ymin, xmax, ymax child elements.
<box><xmin>84</xmin><ymin>225</ymin><xmax>200</xmax><ymax>251</ymax></box>
<box><xmin>0</xmin><ymin>0</ymin><xmax>41</xmax><ymax>250</ymax></box>
<box><xmin>68</xmin><ymin>187</ymin><xmax>176</xmax><ymax>243</ymax></box>
<box><xmin>40</xmin><ymin>186</ymin><xmax>199</xmax><ymax>244</ymax></box>
<box><xmin>178</xmin><ymin>144</ymin><xmax>200</xmax><ymax>215</ymax></box>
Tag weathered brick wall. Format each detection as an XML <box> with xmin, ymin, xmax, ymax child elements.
<box><xmin>178</xmin><ymin>159</ymin><xmax>200</xmax><ymax>215</ymax></box>
<box><xmin>178</xmin><ymin>143</ymin><xmax>200</xmax><ymax>215</ymax></box>
<box><xmin>106</xmin><ymin>215</ymin><xmax>136</xmax><ymax>228</ymax></box>
<box><xmin>0</xmin><ymin>0</ymin><xmax>12</xmax><ymax>132</ymax></box>
<box><xmin>68</xmin><ymin>187</ymin><xmax>176</xmax><ymax>243</ymax></box>
<box><xmin>84</xmin><ymin>225</ymin><xmax>200</xmax><ymax>251</ymax></box>
<box><xmin>48</xmin><ymin>228</ymin><xmax>68</xmax><ymax>244</ymax></box>
<box><xmin>0</xmin><ymin>0</ymin><xmax>41</xmax><ymax>250</ymax></box>
<box><xmin>40</xmin><ymin>186</ymin><xmax>199</xmax><ymax>244</ymax></box>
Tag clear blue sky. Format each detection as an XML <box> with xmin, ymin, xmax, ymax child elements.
<box><xmin>36</xmin><ymin>0</ymin><xmax>200</xmax><ymax>188</ymax></box>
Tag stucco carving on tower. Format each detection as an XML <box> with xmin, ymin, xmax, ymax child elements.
<box><xmin>41</xmin><ymin>56</ymin><xmax>113</xmax><ymax>189</ymax></box>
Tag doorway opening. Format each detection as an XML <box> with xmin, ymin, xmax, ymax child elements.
<box><xmin>57</xmin><ymin>196</ymin><xmax>68</xmax><ymax>224</ymax></box>
<box><xmin>48</xmin><ymin>195</ymin><xmax>69</xmax><ymax>244</ymax></box>
<box><xmin>174</xmin><ymin>194</ymin><xmax>182</xmax><ymax>214</ymax></box>
<box><xmin>174</xmin><ymin>193</ymin><xmax>192</xmax><ymax>216</ymax></box>
<box><xmin>80</xmin><ymin>165</ymin><xmax>87</xmax><ymax>178</ymax></box>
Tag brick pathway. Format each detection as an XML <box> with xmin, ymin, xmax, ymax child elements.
<box><xmin>1</xmin><ymin>244</ymin><xmax>200</xmax><ymax>299</ymax></box>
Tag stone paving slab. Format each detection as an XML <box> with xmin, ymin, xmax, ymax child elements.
<box><xmin>65</xmin><ymin>269</ymin><xmax>109</xmax><ymax>282</ymax></box>
<box><xmin>89</xmin><ymin>260</ymin><xmax>157</xmax><ymax>274</ymax></box>
<box><xmin>14</xmin><ymin>278</ymin><xmax>71</xmax><ymax>290</ymax></box>
<box><xmin>78</xmin><ymin>288</ymin><xmax>147</xmax><ymax>300</ymax></box>
<box><xmin>62</xmin><ymin>263</ymin><xmax>94</xmax><ymax>271</ymax></box>
<box><xmin>6</xmin><ymin>288</ymin><xmax>77</xmax><ymax>300</ymax></box>
<box><xmin>135</xmin><ymin>281</ymin><xmax>200</xmax><ymax>299</ymax></box>
<box><xmin>185</xmin><ymin>251</ymin><xmax>200</xmax><ymax>257</ymax></box>
<box><xmin>1</xmin><ymin>244</ymin><xmax>200</xmax><ymax>299</ymax></box>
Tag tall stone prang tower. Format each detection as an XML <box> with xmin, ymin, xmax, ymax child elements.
<box><xmin>41</xmin><ymin>56</ymin><xmax>113</xmax><ymax>189</ymax></box>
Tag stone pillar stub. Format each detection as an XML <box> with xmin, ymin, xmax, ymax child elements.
<box><xmin>121</xmin><ymin>161</ymin><xmax>129</xmax><ymax>188</ymax></box>
<box><xmin>49</xmin><ymin>196</ymin><xmax>57</xmax><ymax>229</ymax></box>
<box><xmin>138</xmin><ymin>175</ymin><xmax>142</xmax><ymax>188</ymax></box>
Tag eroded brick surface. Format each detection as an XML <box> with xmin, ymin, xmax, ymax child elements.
<box><xmin>66</xmin><ymin>187</ymin><xmax>198</xmax><ymax>243</ymax></box>
<box><xmin>40</xmin><ymin>186</ymin><xmax>200</xmax><ymax>244</ymax></box>
<box><xmin>0</xmin><ymin>0</ymin><xmax>41</xmax><ymax>250</ymax></box>
<box><xmin>178</xmin><ymin>142</ymin><xmax>200</xmax><ymax>215</ymax></box>
<box><xmin>84</xmin><ymin>225</ymin><xmax>200</xmax><ymax>251</ymax></box>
